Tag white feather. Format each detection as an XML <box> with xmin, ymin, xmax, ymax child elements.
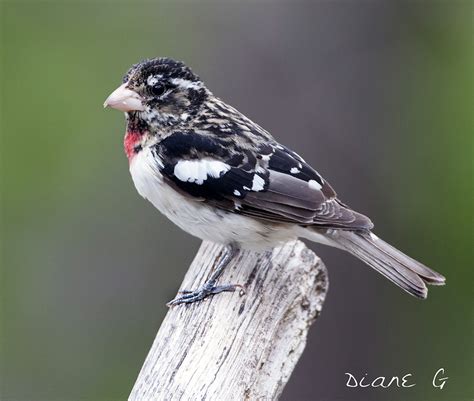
<box><xmin>174</xmin><ymin>159</ymin><xmax>230</xmax><ymax>185</ymax></box>
<box><xmin>170</xmin><ymin>77</ymin><xmax>203</xmax><ymax>91</ymax></box>
<box><xmin>147</xmin><ymin>74</ymin><xmax>162</xmax><ymax>86</ymax></box>
<box><xmin>251</xmin><ymin>174</ymin><xmax>265</xmax><ymax>191</ymax></box>
<box><xmin>308</xmin><ymin>179</ymin><xmax>322</xmax><ymax>191</ymax></box>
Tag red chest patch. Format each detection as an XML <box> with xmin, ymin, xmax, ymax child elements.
<box><xmin>124</xmin><ymin>131</ymin><xmax>143</xmax><ymax>161</ymax></box>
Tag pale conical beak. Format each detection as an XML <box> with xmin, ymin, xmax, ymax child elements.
<box><xmin>103</xmin><ymin>83</ymin><xmax>145</xmax><ymax>112</ymax></box>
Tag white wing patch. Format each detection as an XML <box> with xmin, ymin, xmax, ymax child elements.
<box><xmin>174</xmin><ymin>159</ymin><xmax>230</xmax><ymax>185</ymax></box>
<box><xmin>290</xmin><ymin>167</ymin><xmax>300</xmax><ymax>174</ymax></box>
<box><xmin>308</xmin><ymin>179</ymin><xmax>322</xmax><ymax>191</ymax></box>
<box><xmin>251</xmin><ymin>174</ymin><xmax>265</xmax><ymax>191</ymax></box>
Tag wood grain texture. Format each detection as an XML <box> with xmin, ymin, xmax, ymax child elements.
<box><xmin>129</xmin><ymin>240</ymin><xmax>328</xmax><ymax>401</ymax></box>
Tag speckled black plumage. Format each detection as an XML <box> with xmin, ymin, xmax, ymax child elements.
<box><xmin>123</xmin><ymin>57</ymin><xmax>200</xmax><ymax>84</ymax></box>
<box><xmin>106</xmin><ymin>57</ymin><xmax>446</xmax><ymax>303</ymax></box>
<box><xmin>122</xmin><ymin>57</ymin><xmax>374</xmax><ymax>230</ymax></box>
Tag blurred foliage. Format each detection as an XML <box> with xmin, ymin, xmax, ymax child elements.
<box><xmin>1</xmin><ymin>3</ymin><xmax>193</xmax><ymax>401</ymax></box>
<box><xmin>1</xmin><ymin>2</ymin><xmax>472</xmax><ymax>401</ymax></box>
<box><xmin>391</xmin><ymin>5</ymin><xmax>474</xmax><ymax>399</ymax></box>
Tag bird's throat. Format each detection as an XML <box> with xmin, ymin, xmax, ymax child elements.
<box><xmin>124</xmin><ymin>130</ymin><xmax>145</xmax><ymax>161</ymax></box>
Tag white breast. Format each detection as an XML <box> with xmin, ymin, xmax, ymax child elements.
<box><xmin>128</xmin><ymin>148</ymin><xmax>297</xmax><ymax>249</ymax></box>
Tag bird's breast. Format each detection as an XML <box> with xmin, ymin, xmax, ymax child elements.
<box><xmin>128</xmin><ymin>147</ymin><xmax>297</xmax><ymax>248</ymax></box>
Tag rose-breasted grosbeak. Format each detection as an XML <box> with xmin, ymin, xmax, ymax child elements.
<box><xmin>104</xmin><ymin>57</ymin><xmax>445</xmax><ymax>306</ymax></box>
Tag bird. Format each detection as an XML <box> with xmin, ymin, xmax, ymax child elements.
<box><xmin>104</xmin><ymin>57</ymin><xmax>445</xmax><ymax>306</ymax></box>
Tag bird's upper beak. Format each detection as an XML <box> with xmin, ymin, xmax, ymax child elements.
<box><xmin>103</xmin><ymin>83</ymin><xmax>145</xmax><ymax>112</ymax></box>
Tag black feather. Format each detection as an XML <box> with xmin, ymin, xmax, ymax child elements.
<box><xmin>155</xmin><ymin>130</ymin><xmax>373</xmax><ymax>230</ymax></box>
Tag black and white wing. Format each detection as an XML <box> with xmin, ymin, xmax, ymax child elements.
<box><xmin>154</xmin><ymin>131</ymin><xmax>373</xmax><ymax>230</ymax></box>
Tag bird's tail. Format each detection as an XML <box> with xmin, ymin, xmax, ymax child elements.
<box><xmin>327</xmin><ymin>230</ymin><xmax>446</xmax><ymax>299</ymax></box>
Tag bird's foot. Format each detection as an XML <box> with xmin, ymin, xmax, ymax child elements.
<box><xmin>167</xmin><ymin>282</ymin><xmax>244</xmax><ymax>307</ymax></box>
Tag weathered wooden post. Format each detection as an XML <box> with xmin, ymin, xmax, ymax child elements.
<box><xmin>129</xmin><ymin>239</ymin><xmax>328</xmax><ymax>401</ymax></box>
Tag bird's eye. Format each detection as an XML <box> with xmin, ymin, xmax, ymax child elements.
<box><xmin>150</xmin><ymin>83</ymin><xmax>167</xmax><ymax>97</ymax></box>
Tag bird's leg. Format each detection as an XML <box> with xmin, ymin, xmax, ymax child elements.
<box><xmin>166</xmin><ymin>244</ymin><xmax>243</xmax><ymax>306</ymax></box>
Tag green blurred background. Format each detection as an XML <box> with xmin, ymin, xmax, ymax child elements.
<box><xmin>1</xmin><ymin>1</ymin><xmax>472</xmax><ymax>401</ymax></box>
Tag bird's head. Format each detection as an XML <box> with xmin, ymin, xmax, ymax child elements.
<box><xmin>104</xmin><ymin>57</ymin><xmax>208</xmax><ymax>128</ymax></box>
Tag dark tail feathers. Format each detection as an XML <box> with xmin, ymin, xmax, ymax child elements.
<box><xmin>331</xmin><ymin>230</ymin><xmax>445</xmax><ymax>299</ymax></box>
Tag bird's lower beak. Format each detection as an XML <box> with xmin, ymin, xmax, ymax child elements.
<box><xmin>104</xmin><ymin>83</ymin><xmax>145</xmax><ymax>112</ymax></box>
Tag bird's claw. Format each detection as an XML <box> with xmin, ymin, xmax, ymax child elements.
<box><xmin>167</xmin><ymin>283</ymin><xmax>245</xmax><ymax>307</ymax></box>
